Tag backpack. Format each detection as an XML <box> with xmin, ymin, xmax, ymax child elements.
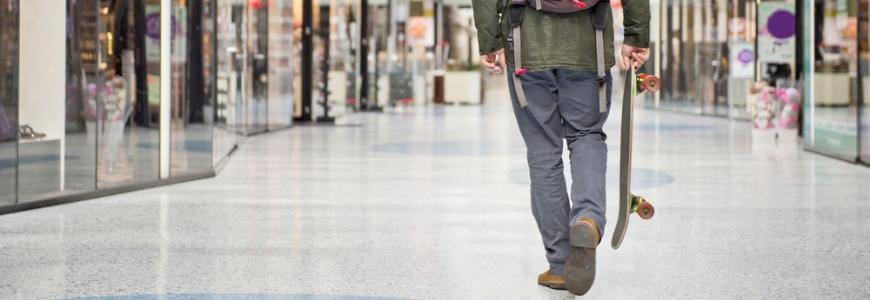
<box><xmin>504</xmin><ymin>0</ymin><xmax>610</xmax><ymax>113</ymax></box>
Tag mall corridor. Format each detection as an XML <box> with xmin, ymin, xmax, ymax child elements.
<box><xmin>1</xmin><ymin>83</ymin><xmax>870</xmax><ymax>299</ymax></box>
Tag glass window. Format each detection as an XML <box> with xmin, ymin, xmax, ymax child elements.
<box><xmin>247</xmin><ymin>2</ymin><xmax>268</xmax><ymax>133</ymax></box>
<box><xmin>63</xmin><ymin>0</ymin><xmax>99</xmax><ymax>197</ymax></box>
<box><xmin>213</xmin><ymin>0</ymin><xmax>247</xmax><ymax>167</ymax></box>
<box><xmin>96</xmin><ymin>0</ymin><xmax>160</xmax><ymax>188</ymax></box>
<box><xmin>725</xmin><ymin>0</ymin><xmax>757</xmax><ymax>120</ymax></box>
<box><xmin>0</xmin><ymin>2</ymin><xmax>18</xmax><ymax>205</ymax></box>
<box><xmin>170</xmin><ymin>0</ymin><xmax>213</xmax><ymax>176</ymax></box>
<box><xmin>808</xmin><ymin>0</ymin><xmax>859</xmax><ymax>159</ymax></box>
<box><xmin>860</xmin><ymin>0</ymin><xmax>870</xmax><ymax>163</ymax></box>
<box><xmin>659</xmin><ymin>0</ymin><xmax>702</xmax><ymax>114</ymax></box>
<box><xmin>697</xmin><ymin>0</ymin><xmax>729</xmax><ymax>116</ymax></box>
<box><xmin>2</xmin><ymin>0</ymin><xmax>226</xmax><ymax>206</ymax></box>
<box><xmin>268</xmin><ymin>0</ymin><xmax>295</xmax><ymax>130</ymax></box>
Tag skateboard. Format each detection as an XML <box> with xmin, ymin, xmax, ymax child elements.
<box><xmin>611</xmin><ymin>60</ymin><xmax>660</xmax><ymax>250</ymax></box>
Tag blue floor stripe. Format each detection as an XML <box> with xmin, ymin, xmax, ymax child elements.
<box><xmin>0</xmin><ymin>155</ymin><xmax>80</xmax><ymax>170</ymax></box>
<box><xmin>136</xmin><ymin>140</ymin><xmax>213</xmax><ymax>153</ymax></box>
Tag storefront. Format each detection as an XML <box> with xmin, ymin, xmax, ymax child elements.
<box><xmin>0</xmin><ymin>0</ymin><xmax>299</xmax><ymax>211</ymax></box>
<box><xmin>652</xmin><ymin>0</ymin><xmax>763</xmax><ymax>119</ymax></box>
<box><xmin>803</xmin><ymin>0</ymin><xmax>869</xmax><ymax>164</ymax></box>
<box><xmin>652</xmin><ymin>0</ymin><xmax>868</xmax><ymax>164</ymax></box>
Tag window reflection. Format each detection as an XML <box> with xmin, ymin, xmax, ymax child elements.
<box><xmin>810</xmin><ymin>0</ymin><xmax>859</xmax><ymax>158</ymax></box>
<box><xmin>213</xmin><ymin>1</ymin><xmax>246</xmax><ymax>166</ymax></box>
<box><xmin>0</xmin><ymin>1</ymin><xmax>18</xmax><ymax>205</ymax></box>
<box><xmin>95</xmin><ymin>0</ymin><xmax>159</xmax><ymax>187</ymax></box>
<box><xmin>859</xmin><ymin>0</ymin><xmax>870</xmax><ymax>162</ymax></box>
<box><xmin>170</xmin><ymin>0</ymin><xmax>213</xmax><ymax>176</ymax></box>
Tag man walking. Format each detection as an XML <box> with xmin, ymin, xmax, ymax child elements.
<box><xmin>471</xmin><ymin>0</ymin><xmax>650</xmax><ymax>295</ymax></box>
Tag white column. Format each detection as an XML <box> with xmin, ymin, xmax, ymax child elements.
<box><xmin>160</xmin><ymin>0</ymin><xmax>171</xmax><ymax>179</ymax></box>
<box><xmin>19</xmin><ymin>1</ymin><xmax>66</xmax><ymax>190</ymax></box>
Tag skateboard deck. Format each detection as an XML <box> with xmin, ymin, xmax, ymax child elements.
<box><xmin>611</xmin><ymin>61</ymin><xmax>658</xmax><ymax>250</ymax></box>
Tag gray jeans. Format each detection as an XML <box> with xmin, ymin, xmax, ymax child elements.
<box><xmin>507</xmin><ymin>68</ymin><xmax>611</xmax><ymax>276</ymax></box>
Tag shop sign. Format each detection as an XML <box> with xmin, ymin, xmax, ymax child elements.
<box><xmin>408</xmin><ymin>17</ymin><xmax>434</xmax><ymax>47</ymax></box>
<box><xmin>757</xmin><ymin>2</ymin><xmax>796</xmax><ymax>63</ymax></box>
<box><xmin>144</xmin><ymin>6</ymin><xmax>186</xmax><ymax>63</ymax></box>
<box><xmin>145</xmin><ymin>12</ymin><xmax>178</xmax><ymax>40</ymax></box>
<box><xmin>730</xmin><ymin>42</ymin><xmax>755</xmax><ymax>79</ymax></box>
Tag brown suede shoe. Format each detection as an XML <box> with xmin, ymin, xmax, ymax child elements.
<box><xmin>537</xmin><ymin>270</ymin><xmax>566</xmax><ymax>290</ymax></box>
<box><xmin>564</xmin><ymin>217</ymin><xmax>600</xmax><ymax>295</ymax></box>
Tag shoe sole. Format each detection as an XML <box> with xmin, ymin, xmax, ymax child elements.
<box><xmin>538</xmin><ymin>281</ymin><xmax>566</xmax><ymax>290</ymax></box>
<box><xmin>564</xmin><ymin>221</ymin><xmax>597</xmax><ymax>295</ymax></box>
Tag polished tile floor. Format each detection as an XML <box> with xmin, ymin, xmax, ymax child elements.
<box><xmin>2</xmin><ymin>79</ymin><xmax>870</xmax><ymax>300</ymax></box>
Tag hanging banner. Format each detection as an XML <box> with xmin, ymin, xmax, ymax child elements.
<box><xmin>730</xmin><ymin>42</ymin><xmax>755</xmax><ymax>78</ymax></box>
<box><xmin>757</xmin><ymin>2</ymin><xmax>796</xmax><ymax>63</ymax></box>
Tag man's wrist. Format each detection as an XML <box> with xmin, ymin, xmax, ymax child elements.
<box><xmin>486</xmin><ymin>47</ymin><xmax>505</xmax><ymax>56</ymax></box>
<box><xmin>623</xmin><ymin>23</ymin><xmax>650</xmax><ymax>48</ymax></box>
<box><xmin>623</xmin><ymin>35</ymin><xmax>650</xmax><ymax>49</ymax></box>
<box><xmin>478</xmin><ymin>37</ymin><xmax>505</xmax><ymax>56</ymax></box>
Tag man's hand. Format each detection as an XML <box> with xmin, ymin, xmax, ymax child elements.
<box><xmin>481</xmin><ymin>48</ymin><xmax>506</xmax><ymax>74</ymax></box>
<box><xmin>621</xmin><ymin>44</ymin><xmax>650</xmax><ymax>71</ymax></box>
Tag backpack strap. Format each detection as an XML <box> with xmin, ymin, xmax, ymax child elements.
<box><xmin>595</xmin><ymin>29</ymin><xmax>606</xmax><ymax>113</ymax></box>
<box><xmin>592</xmin><ymin>2</ymin><xmax>609</xmax><ymax>113</ymax></box>
<box><xmin>510</xmin><ymin>26</ymin><xmax>529</xmax><ymax>108</ymax></box>
<box><xmin>507</xmin><ymin>1</ymin><xmax>529</xmax><ymax>107</ymax></box>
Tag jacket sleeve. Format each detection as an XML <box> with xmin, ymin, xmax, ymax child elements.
<box><xmin>472</xmin><ymin>0</ymin><xmax>504</xmax><ymax>55</ymax></box>
<box><xmin>621</xmin><ymin>0</ymin><xmax>651</xmax><ymax>48</ymax></box>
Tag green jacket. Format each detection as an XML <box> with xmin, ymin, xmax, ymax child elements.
<box><xmin>472</xmin><ymin>0</ymin><xmax>650</xmax><ymax>72</ymax></box>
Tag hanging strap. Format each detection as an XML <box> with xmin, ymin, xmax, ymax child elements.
<box><xmin>506</xmin><ymin>1</ymin><xmax>529</xmax><ymax>107</ymax></box>
<box><xmin>595</xmin><ymin>29</ymin><xmax>606</xmax><ymax>113</ymax></box>
<box><xmin>591</xmin><ymin>2</ymin><xmax>609</xmax><ymax>113</ymax></box>
<box><xmin>511</xmin><ymin>26</ymin><xmax>529</xmax><ymax>108</ymax></box>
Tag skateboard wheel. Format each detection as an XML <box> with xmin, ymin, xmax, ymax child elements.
<box><xmin>637</xmin><ymin>201</ymin><xmax>655</xmax><ymax>219</ymax></box>
<box><xmin>641</xmin><ymin>75</ymin><xmax>661</xmax><ymax>93</ymax></box>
